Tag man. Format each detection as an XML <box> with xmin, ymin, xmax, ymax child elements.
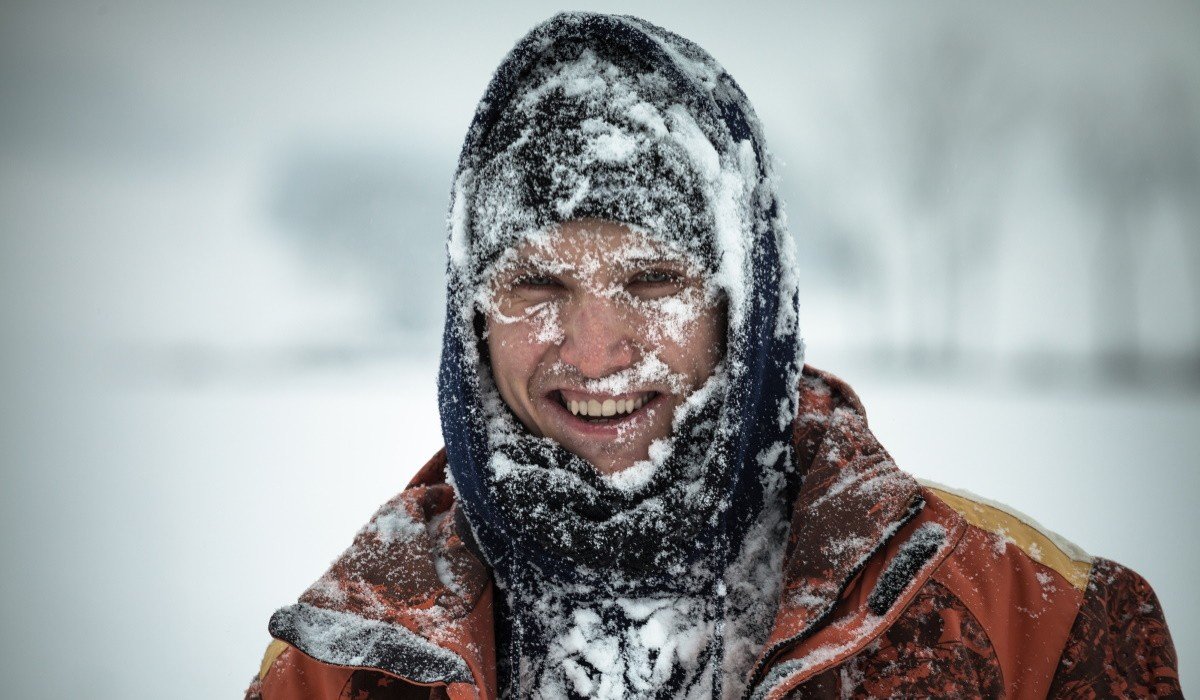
<box><xmin>247</xmin><ymin>12</ymin><xmax>1181</xmax><ymax>699</ymax></box>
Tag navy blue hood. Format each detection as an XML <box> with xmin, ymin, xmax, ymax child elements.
<box><xmin>437</xmin><ymin>12</ymin><xmax>804</xmax><ymax>590</ymax></box>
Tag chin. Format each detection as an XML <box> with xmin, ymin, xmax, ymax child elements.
<box><xmin>583</xmin><ymin>443</ymin><xmax>656</xmax><ymax>476</ymax></box>
<box><xmin>589</xmin><ymin>457</ymin><xmax>631</xmax><ymax>476</ymax></box>
<box><xmin>541</xmin><ymin>435</ymin><xmax>638</xmax><ymax>476</ymax></box>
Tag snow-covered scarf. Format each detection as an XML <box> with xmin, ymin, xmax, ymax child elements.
<box><xmin>437</xmin><ymin>13</ymin><xmax>804</xmax><ymax>699</ymax></box>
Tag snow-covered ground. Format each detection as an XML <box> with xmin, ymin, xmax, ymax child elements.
<box><xmin>1</xmin><ymin>358</ymin><xmax>1194</xmax><ymax>698</ymax></box>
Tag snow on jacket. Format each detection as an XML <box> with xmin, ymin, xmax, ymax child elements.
<box><xmin>246</xmin><ymin>366</ymin><xmax>1182</xmax><ymax>699</ymax></box>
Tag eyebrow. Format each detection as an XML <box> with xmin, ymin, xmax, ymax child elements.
<box><xmin>501</xmin><ymin>254</ymin><xmax>692</xmax><ymax>276</ymax></box>
<box><xmin>621</xmin><ymin>256</ymin><xmax>680</xmax><ymax>266</ymax></box>
<box><xmin>504</xmin><ymin>258</ymin><xmax>569</xmax><ymax>273</ymax></box>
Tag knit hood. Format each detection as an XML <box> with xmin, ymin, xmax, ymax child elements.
<box><xmin>440</xmin><ymin>10</ymin><xmax>803</xmax><ymax>586</ymax></box>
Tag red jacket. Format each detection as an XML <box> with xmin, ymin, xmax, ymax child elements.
<box><xmin>247</xmin><ymin>367</ymin><xmax>1181</xmax><ymax>698</ymax></box>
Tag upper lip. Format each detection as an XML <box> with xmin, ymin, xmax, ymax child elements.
<box><xmin>542</xmin><ymin>376</ymin><xmax>673</xmax><ymax>397</ymax></box>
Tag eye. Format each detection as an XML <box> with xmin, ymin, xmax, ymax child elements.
<box><xmin>505</xmin><ymin>273</ymin><xmax>565</xmax><ymax>308</ymax></box>
<box><xmin>513</xmin><ymin>273</ymin><xmax>560</xmax><ymax>288</ymax></box>
<box><xmin>628</xmin><ymin>269</ymin><xmax>685</xmax><ymax>299</ymax></box>
<box><xmin>632</xmin><ymin>270</ymin><xmax>679</xmax><ymax>285</ymax></box>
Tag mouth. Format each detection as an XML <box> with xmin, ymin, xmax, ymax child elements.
<box><xmin>550</xmin><ymin>389</ymin><xmax>661</xmax><ymax>425</ymax></box>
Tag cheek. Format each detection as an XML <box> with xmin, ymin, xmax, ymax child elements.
<box><xmin>681</xmin><ymin>314</ymin><xmax>724</xmax><ymax>378</ymax></box>
<box><xmin>659</xmin><ymin>308</ymin><xmax>725</xmax><ymax>386</ymax></box>
<box><xmin>526</xmin><ymin>302</ymin><xmax>565</xmax><ymax>345</ymax></box>
<box><xmin>636</xmin><ymin>289</ymin><xmax>707</xmax><ymax>347</ymax></box>
<box><xmin>637</xmin><ymin>293</ymin><xmax>723</xmax><ymax>366</ymax></box>
<box><xmin>486</xmin><ymin>313</ymin><xmax>555</xmax><ymax>392</ymax></box>
<box><xmin>696</xmin><ymin>310</ymin><xmax>726</xmax><ymax>368</ymax></box>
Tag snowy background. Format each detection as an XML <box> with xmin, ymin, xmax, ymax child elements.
<box><xmin>1</xmin><ymin>2</ymin><xmax>1197</xmax><ymax>697</ymax></box>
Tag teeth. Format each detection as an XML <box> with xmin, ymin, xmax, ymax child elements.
<box><xmin>565</xmin><ymin>393</ymin><xmax>652</xmax><ymax>418</ymax></box>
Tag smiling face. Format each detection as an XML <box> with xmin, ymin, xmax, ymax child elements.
<box><xmin>483</xmin><ymin>219</ymin><xmax>725</xmax><ymax>476</ymax></box>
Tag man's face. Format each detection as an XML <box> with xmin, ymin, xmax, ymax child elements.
<box><xmin>484</xmin><ymin>219</ymin><xmax>725</xmax><ymax>475</ymax></box>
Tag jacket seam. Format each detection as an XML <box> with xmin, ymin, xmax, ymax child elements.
<box><xmin>928</xmin><ymin>534</ymin><xmax>1007</xmax><ymax>694</ymax></box>
<box><xmin>1042</xmin><ymin>568</ymin><xmax>1096</xmax><ymax>694</ymax></box>
<box><xmin>928</xmin><ymin>519</ymin><xmax>1092</xmax><ymax>697</ymax></box>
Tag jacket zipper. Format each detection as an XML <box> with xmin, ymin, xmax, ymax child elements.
<box><xmin>740</xmin><ymin>495</ymin><xmax>925</xmax><ymax>700</ymax></box>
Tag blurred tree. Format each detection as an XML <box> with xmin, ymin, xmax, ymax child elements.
<box><xmin>270</xmin><ymin>145</ymin><xmax>453</xmax><ymax>350</ymax></box>
<box><xmin>1061</xmin><ymin>70</ymin><xmax>1200</xmax><ymax>381</ymax></box>
<box><xmin>885</xmin><ymin>23</ymin><xmax>1023</xmax><ymax>370</ymax></box>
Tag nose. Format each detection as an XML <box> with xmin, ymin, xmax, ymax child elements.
<box><xmin>558</xmin><ymin>293</ymin><xmax>636</xmax><ymax>378</ymax></box>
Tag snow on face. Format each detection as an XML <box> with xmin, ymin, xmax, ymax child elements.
<box><xmin>482</xmin><ymin>219</ymin><xmax>726</xmax><ymax>476</ymax></box>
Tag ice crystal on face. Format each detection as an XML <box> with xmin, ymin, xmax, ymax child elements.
<box><xmin>575</xmin><ymin>353</ymin><xmax>692</xmax><ymax>398</ymax></box>
<box><xmin>477</xmin><ymin>224</ymin><xmax>720</xmax><ymax>354</ymax></box>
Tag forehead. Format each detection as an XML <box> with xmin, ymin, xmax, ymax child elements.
<box><xmin>504</xmin><ymin>219</ymin><xmax>691</xmax><ymax>270</ymax></box>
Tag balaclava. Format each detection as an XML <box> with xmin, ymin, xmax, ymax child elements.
<box><xmin>438</xmin><ymin>13</ymin><xmax>804</xmax><ymax>699</ymax></box>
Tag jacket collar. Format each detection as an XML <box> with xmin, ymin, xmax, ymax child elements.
<box><xmin>745</xmin><ymin>367</ymin><xmax>924</xmax><ymax>693</ymax></box>
<box><xmin>269</xmin><ymin>366</ymin><xmax>924</xmax><ymax>698</ymax></box>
